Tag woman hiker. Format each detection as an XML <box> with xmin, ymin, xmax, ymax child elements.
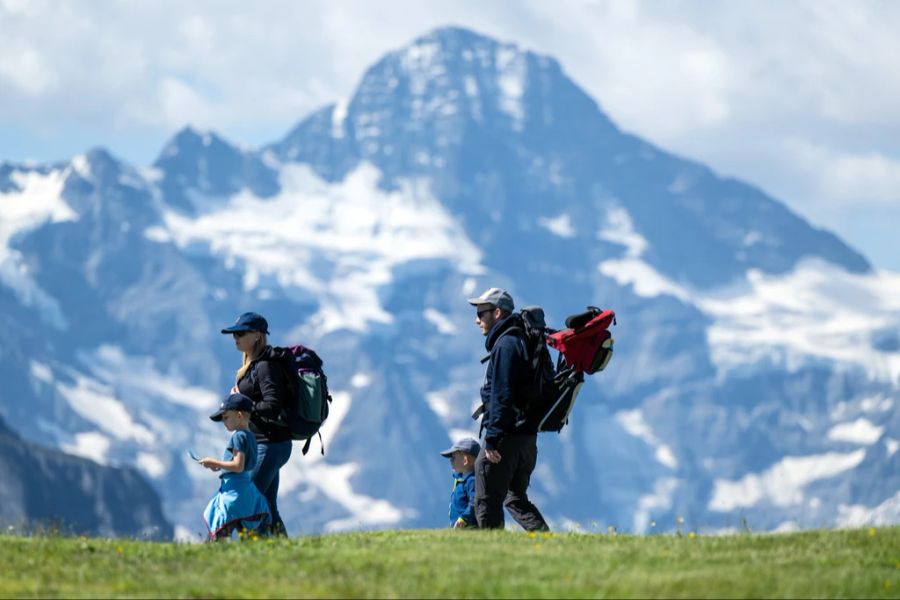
<box><xmin>221</xmin><ymin>311</ymin><xmax>293</xmax><ymax>536</ymax></box>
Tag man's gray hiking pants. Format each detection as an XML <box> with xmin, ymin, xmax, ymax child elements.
<box><xmin>474</xmin><ymin>433</ymin><xmax>549</xmax><ymax>531</ymax></box>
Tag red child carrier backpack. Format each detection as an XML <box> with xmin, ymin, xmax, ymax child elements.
<box><xmin>548</xmin><ymin>307</ymin><xmax>616</xmax><ymax>374</ymax></box>
<box><xmin>531</xmin><ymin>306</ymin><xmax>616</xmax><ymax>432</ymax></box>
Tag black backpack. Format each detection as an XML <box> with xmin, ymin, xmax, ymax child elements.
<box><xmin>267</xmin><ymin>345</ymin><xmax>332</xmax><ymax>455</ymax></box>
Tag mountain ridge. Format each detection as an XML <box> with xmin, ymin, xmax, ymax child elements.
<box><xmin>0</xmin><ymin>415</ymin><xmax>172</xmax><ymax>538</ymax></box>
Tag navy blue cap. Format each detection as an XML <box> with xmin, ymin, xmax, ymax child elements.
<box><xmin>440</xmin><ymin>437</ymin><xmax>481</xmax><ymax>457</ymax></box>
<box><xmin>221</xmin><ymin>312</ymin><xmax>269</xmax><ymax>335</ymax></box>
<box><xmin>209</xmin><ymin>393</ymin><xmax>253</xmax><ymax>422</ymax></box>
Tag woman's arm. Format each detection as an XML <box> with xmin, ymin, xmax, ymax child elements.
<box><xmin>254</xmin><ymin>359</ymin><xmax>289</xmax><ymax>419</ymax></box>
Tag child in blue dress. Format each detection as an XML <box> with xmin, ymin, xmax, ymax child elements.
<box><xmin>198</xmin><ymin>393</ymin><xmax>271</xmax><ymax>540</ymax></box>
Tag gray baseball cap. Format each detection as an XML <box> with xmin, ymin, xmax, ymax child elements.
<box><xmin>466</xmin><ymin>287</ymin><xmax>514</xmax><ymax>313</ymax></box>
<box><xmin>440</xmin><ymin>437</ymin><xmax>482</xmax><ymax>457</ymax></box>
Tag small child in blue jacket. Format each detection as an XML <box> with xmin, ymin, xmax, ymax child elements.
<box><xmin>440</xmin><ymin>437</ymin><xmax>480</xmax><ymax>528</ymax></box>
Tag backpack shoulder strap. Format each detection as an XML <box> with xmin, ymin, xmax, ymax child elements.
<box><xmin>499</xmin><ymin>326</ymin><xmax>524</xmax><ymax>341</ymax></box>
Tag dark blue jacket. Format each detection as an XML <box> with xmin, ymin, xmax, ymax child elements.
<box><xmin>479</xmin><ymin>315</ymin><xmax>536</xmax><ymax>450</ymax></box>
<box><xmin>449</xmin><ymin>470</ymin><xmax>476</xmax><ymax>526</ymax></box>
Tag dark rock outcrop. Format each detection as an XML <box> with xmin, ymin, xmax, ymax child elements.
<box><xmin>0</xmin><ymin>415</ymin><xmax>172</xmax><ymax>539</ymax></box>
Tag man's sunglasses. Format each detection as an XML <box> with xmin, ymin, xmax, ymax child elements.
<box><xmin>476</xmin><ymin>308</ymin><xmax>495</xmax><ymax>319</ymax></box>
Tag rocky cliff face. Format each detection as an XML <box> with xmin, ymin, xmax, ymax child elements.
<box><xmin>0</xmin><ymin>416</ymin><xmax>172</xmax><ymax>539</ymax></box>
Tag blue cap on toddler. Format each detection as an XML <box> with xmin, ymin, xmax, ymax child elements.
<box><xmin>440</xmin><ymin>437</ymin><xmax>481</xmax><ymax>457</ymax></box>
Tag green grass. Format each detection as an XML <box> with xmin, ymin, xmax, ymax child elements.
<box><xmin>0</xmin><ymin>527</ymin><xmax>897</xmax><ymax>598</ymax></box>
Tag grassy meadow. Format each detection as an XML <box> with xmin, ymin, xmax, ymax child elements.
<box><xmin>0</xmin><ymin>526</ymin><xmax>897</xmax><ymax>598</ymax></box>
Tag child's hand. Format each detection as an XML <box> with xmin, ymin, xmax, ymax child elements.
<box><xmin>453</xmin><ymin>517</ymin><xmax>470</xmax><ymax>529</ymax></box>
<box><xmin>198</xmin><ymin>458</ymin><xmax>220</xmax><ymax>471</ymax></box>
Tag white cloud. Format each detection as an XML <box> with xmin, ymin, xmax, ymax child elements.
<box><xmin>533</xmin><ymin>0</ymin><xmax>735</xmax><ymax>137</ymax></box>
<box><xmin>538</xmin><ymin>213</ymin><xmax>575</xmax><ymax>238</ymax></box>
<box><xmin>0</xmin><ymin>0</ymin><xmax>35</xmax><ymax>15</ymax></box>
<box><xmin>835</xmin><ymin>490</ymin><xmax>900</xmax><ymax>528</ymax></box>
<box><xmin>0</xmin><ymin>40</ymin><xmax>57</xmax><ymax>96</ymax></box>
<box><xmin>179</xmin><ymin>15</ymin><xmax>216</xmax><ymax>57</ymax></box>
<box><xmin>782</xmin><ymin>138</ymin><xmax>900</xmax><ymax>206</ymax></box>
<box><xmin>827</xmin><ymin>418</ymin><xmax>885</xmax><ymax>445</ymax></box>
<box><xmin>157</xmin><ymin>77</ymin><xmax>218</xmax><ymax>130</ymax></box>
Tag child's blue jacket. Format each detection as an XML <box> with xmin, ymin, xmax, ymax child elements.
<box><xmin>449</xmin><ymin>471</ymin><xmax>477</xmax><ymax>526</ymax></box>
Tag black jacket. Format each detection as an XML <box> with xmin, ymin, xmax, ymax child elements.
<box><xmin>479</xmin><ymin>315</ymin><xmax>537</xmax><ymax>450</ymax></box>
<box><xmin>236</xmin><ymin>345</ymin><xmax>293</xmax><ymax>444</ymax></box>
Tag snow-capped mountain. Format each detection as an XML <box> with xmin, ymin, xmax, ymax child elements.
<box><xmin>0</xmin><ymin>26</ymin><xmax>896</xmax><ymax>539</ymax></box>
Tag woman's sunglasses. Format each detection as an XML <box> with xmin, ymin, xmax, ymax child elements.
<box><xmin>232</xmin><ymin>331</ymin><xmax>254</xmax><ymax>338</ymax></box>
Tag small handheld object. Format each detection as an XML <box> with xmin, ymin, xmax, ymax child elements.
<box><xmin>188</xmin><ymin>449</ymin><xmax>201</xmax><ymax>462</ymax></box>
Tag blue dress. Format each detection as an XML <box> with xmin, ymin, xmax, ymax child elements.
<box><xmin>203</xmin><ymin>430</ymin><xmax>271</xmax><ymax>539</ymax></box>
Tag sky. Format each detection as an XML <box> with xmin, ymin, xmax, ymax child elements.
<box><xmin>1</xmin><ymin>0</ymin><xmax>899</xmax><ymax>270</ymax></box>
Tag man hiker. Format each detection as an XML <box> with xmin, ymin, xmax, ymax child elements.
<box><xmin>468</xmin><ymin>287</ymin><xmax>549</xmax><ymax>531</ymax></box>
